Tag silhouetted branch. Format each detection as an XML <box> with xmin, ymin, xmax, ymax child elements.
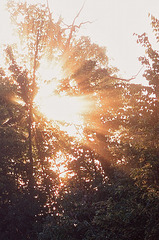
<box><xmin>72</xmin><ymin>1</ymin><xmax>86</xmax><ymax>26</ymax></box>
<box><xmin>46</xmin><ymin>0</ymin><xmax>91</xmax><ymax>51</ymax></box>
<box><xmin>64</xmin><ymin>1</ymin><xmax>91</xmax><ymax>50</ymax></box>
<box><xmin>46</xmin><ymin>0</ymin><xmax>52</xmax><ymax>19</ymax></box>
<box><xmin>109</xmin><ymin>66</ymin><xmax>144</xmax><ymax>82</ymax></box>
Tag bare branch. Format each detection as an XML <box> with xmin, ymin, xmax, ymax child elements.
<box><xmin>73</xmin><ymin>1</ymin><xmax>86</xmax><ymax>24</ymax></box>
<box><xmin>74</xmin><ymin>21</ymin><xmax>93</xmax><ymax>29</ymax></box>
<box><xmin>62</xmin><ymin>21</ymin><xmax>93</xmax><ymax>32</ymax></box>
<box><xmin>64</xmin><ymin>1</ymin><xmax>90</xmax><ymax>50</ymax></box>
<box><xmin>46</xmin><ymin>0</ymin><xmax>90</xmax><ymax>51</ymax></box>
<box><xmin>131</xmin><ymin>66</ymin><xmax>144</xmax><ymax>79</ymax></box>
<box><xmin>109</xmin><ymin>66</ymin><xmax>144</xmax><ymax>82</ymax></box>
<box><xmin>46</xmin><ymin>0</ymin><xmax>51</xmax><ymax>15</ymax></box>
<box><xmin>108</xmin><ymin>75</ymin><xmax>132</xmax><ymax>82</ymax></box>
<box><xmin>46</xmin><ymin>0</ymin><xmax>52</xmax><ymax>21</ymax></box>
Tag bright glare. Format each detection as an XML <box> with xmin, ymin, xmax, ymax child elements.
<box><xmin>49</xmin><ymin>151</ymin><xmax>75</xmax><ymax>179</ymax></box>
<box><xmin>34</xmin><ymin>59</ymin><xmax>90</xmax><ymax>139</ymax></box>
<box><xmin>35</xmin><ymin>83</ymin><xmax>88</xmax><ymax>139</ymax></box>
<box><xmin>38</xmin><ymin>58</ymin><xmax>64</xmax><ymax>82</ymax></box>
<box><xmin>35</xmin><ymin>92</ymin><xmax>86</xmax><ymax>123</ymax></box>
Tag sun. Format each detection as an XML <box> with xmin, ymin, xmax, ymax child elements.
<box><xmin>0</xmin><ymin>0</ymin><xmax>92</xmax><ymax>141</ymax></box>
<box><xmin>35</xmin><ymin>92</ymin><xmax>87</xmax><ymax>123</ymax></box>
<box><xmin>34</xmin><ymin>59</ymin><xmax>91</xmax><ymax>139</ymax></box>
<box><xmin>34</xmin><ymin>84</ymin><xmax>88</xmax><ymax>139</ymax></box>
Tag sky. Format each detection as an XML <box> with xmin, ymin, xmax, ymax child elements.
<box><xmin>0</xmin><ymin>0</ymin><xmax>159</xmax><ymax>84</ymax></box>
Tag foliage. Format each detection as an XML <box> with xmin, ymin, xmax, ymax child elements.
<box><xmin>38</xmin><ymin>178</ymin><xmax>159</xmax><ymax>240</ymax></box>
<box><xmin>0</xmin><ymin>2</ymin><xmax>159</xmax><ymax>240</ymax></box>
<box><xmin>37</xmin><ymin>13</ymin><xmax>159</xmax><ymax>240</ymax></box>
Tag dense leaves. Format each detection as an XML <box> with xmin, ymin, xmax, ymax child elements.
<box><xmin>0</xmin><ymin>2</ymin><xmax>159</xmax><ymax>240</ymax></box>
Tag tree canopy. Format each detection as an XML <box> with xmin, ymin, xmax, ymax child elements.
<box><xmin>0</xmin><ymin>2</ymin><xmax>159</xmax><ymax>240</ymax></box>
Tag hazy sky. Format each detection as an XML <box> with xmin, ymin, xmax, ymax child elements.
<box><xmin>0</xmin><ymin>0</ymin><xmax>159</xmax><ymax>83</ymax></box>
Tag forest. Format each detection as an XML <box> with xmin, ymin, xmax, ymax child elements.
<box><xmin>0</xmin><ymin>1</ymin><xmax>159</xmax><ymax>240</ymax></box>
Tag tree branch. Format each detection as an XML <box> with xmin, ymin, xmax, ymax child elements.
<box><xmin>46</xmin><ymin>0</ymin><xmax>91</xmax><ymax>51</ymax></box>
<box><xmin>64</xmin><ymin>1</ymin><xmax>91</xmax><ymax>50</ymax></box>
<box><xmin>109</xmin><ymin>66</ymin><xmax>144</xmax><ymax>82</ymax></box>
<box><xmin>46</xmin><ymin>0</ymin><xmax>52</xmax><ymax>19</ymax></box>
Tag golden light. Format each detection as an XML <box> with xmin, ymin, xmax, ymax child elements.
<box><xmin>0</xmin><ymin>0</ymin><xmax>93</xmax><ymax>142</ymax></box>
<box><xmin>35</xmin><ymin>93</ymin><xmax>86</xmax><ymax>123</ymax></box>
<box><xmin>34</xmin><ymin>58</ymin><xmax>91</xmax><ymax>139</ymax></box>
<box><xmin>49</xmin><ymin>151</ymin><xmax>75</xmax><ymax>179</ymax></box>
<box><xmin>35</xmin><ymin>87</ymin><xmax>89</xmax><ymax>138</ymax></box>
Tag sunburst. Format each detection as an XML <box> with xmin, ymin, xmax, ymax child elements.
<box><xmin>34</xmin><ymin>59</ymin><xmax>91</xmax><ymax>140</ymax></box>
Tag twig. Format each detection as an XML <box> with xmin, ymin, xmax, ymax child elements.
<box><xmin>109</xmin><ymin>66</ymin><xmax>144</xmax><ymax>82</ymax></box>
<box><xmin>46</xmin><ymin>0</ymin><xmax>52</xmax><ymax>21</ymax></box>
<box><xmin>64</xmin><ymin>1</ymin><xmax>91</xmax><ymax>50</ymax></box>
<box><xmin>131</xmin><ymin>66</ymin><xmax>144</xmax><ymax>79</ymax></box>
<box><xmin>72</xmin><ymin>1</ymin><xmax>86</xmax><ymax>26</ymax></box>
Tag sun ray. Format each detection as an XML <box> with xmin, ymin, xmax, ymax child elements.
<box><xmin>34</xmin><ymin>58</ymin><xmax>92</xmax><ymax>140</ymax></box>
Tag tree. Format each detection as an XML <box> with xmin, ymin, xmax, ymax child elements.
<box><xmin>1</xmin><ymin>1</ymin><xmax>121</xmax><ymax>238</ymax></box>
<box><xmin>114</xmin><ymin>14</ymin><xmax>159</xmax><ymax>193</ymax></box>
<box><xmin>38</xmin><ymin>14</ymin><xmax>159</xmax><ymax>240</ymax></box>
<box><xmin>2</xmin><ymin>2</ymin><xmax>159</xmax><ymax>240</ymax></box>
